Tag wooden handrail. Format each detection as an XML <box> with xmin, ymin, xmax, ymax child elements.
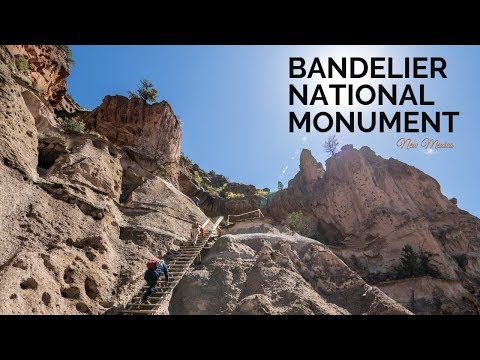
<box><xmin>226</xmin><ymin>209</ymin><xmax>264</xmax><ymax>225</ymax></box>
<box><xmin>211</xmin><ymin>216</ymin><xmax>223</xmax><ymax>230</ymax></box>
<box><xmin>202</xmin><ymin>219</ymin><xmax>210</xmax><ymax>229</ymax></box>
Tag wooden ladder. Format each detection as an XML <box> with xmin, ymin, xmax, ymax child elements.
<box><xmin>122</xmin><ymin>216</ymin><xmax>223</xmax><ymax>315</ymax></box>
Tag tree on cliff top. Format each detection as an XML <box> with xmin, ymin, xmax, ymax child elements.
<box><xmin>323</xmin><ymin>134</ymin><xmax>339</xmax><ymax>156</ymax></box>
<box><xmin>128</xmin><ymin>79</ymin><xmax>158</xmax><ymax>104</ymax></box>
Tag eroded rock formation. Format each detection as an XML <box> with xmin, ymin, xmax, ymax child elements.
<box><xmin>268</xmin><ymin>146</ymin><xmax>480</xmax><ymax>314</ymax></box>
<box><xmin>2</xmin><ymin>44</ymin><xmax>478</xmax><ymax>315</ymax></box>
<box><xmin>0</xmin><ymin>45</ymin><xmax>205</xmax><ymax>314</ymax></box>
<box><xmin>84</xmin><ymin>96</ymin><xmax>182</xmax><ymax>166</ymax></box>
<box><xmin>5</xmin><ymin>45</ymin><xmax>77</xmax><ymax>112</ymax></box>
<box><xmin>176</xmin><ymin>157</ymin><xmax>266</xmax><ymax>218</ymax></box>
<box><xmin>170</xmin><ymin>221</ymin><xmax>411</xmax><ymax>315</ymax></box>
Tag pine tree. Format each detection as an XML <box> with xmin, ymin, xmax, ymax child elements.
<box><xmin>394</xmin><ymin>245</ymin><xmax>440</xmax><ymax>279</ymax></box>
<box><xmin>128</xmin><ymin>79</ymin><xmax>158</xmax><ymax>103</ymax></box>
<box><xmin>395</xmin><ymin>245</ymin><xmax>420</xmax><ymax>278</ymax></box>
<box><xmin>419</xmin><ymin>250</ymin><xmax>440</xmax><ymax>277</ymax></box>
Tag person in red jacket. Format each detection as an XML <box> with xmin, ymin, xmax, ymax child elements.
<box><xmin>142</xmin><ymin>259</ymin><xmax>169</xmax><ymax>304</ymax></box>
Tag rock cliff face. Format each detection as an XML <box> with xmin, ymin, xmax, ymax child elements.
<box><xmin>268</xmin><ymin>146</ymin><xmax>480</xmax><ymax>314</ymax></box>
<box><xmin>0</xmin><ymin>45</ymin><xmax>205</xmax><ymax>314</ymax></box>
<box><xmin>2</xmin><ymin>45</ymin><xmax>478</xmax><ymax>315</ymax></box>
<box><xmin>170</xmin><ymin>221</ymin><xmax>411</xmax><ymax>315</ymax></box>
<box><xmin>5</xmin><ymin>45</ymin><xmax>76</xmax><ymax>112</ymax></box>
<box><xmin>84</xmin><ymin>96</ymin><xmax>182</xmax><ymax>167</ymax></box>
<box><xmin>176</xmin><ymin>157</ymin><xmax>266</xmax><ymax>218</ymax></box>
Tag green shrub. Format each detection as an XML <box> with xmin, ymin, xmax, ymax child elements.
<box><xmin>278</xmin><ymin>181</ymin><xmax>284</xmax><ymax>190</ymax></box>
<box><xmin>255</xmin><ymin>189</ymin><xmax>269</xmax><ymax>198</ymax></box>
<box><xmin>208</xmin><ymin>170</ymin><xmax>216</xmax><ymax>176</ymax></box>
<box><xmin>15</xmin><ymin>56</ymin><xmax>29</xmax><ymax>72</ymax></box>
<box><xmin>156</xmin><ymin>165</ymin><xmax>170</xmax><ymax>178</ymax></box>
<box><xmin>225</xmin><ymin>192</ymin><xmax>245</xmax><ymax>199</ymax></box>
<box><xmin>394</xmin><ymin>245</ymin><xmax>440</xmax><ymax>279</ymax></box>
<box><xmin>128</xmin><ymin>79</ymin><xmax>158</xmax><ymax>103</ymax></box>
<box><xmin>62</xmin><ymin>117</ymin><xmax>86</xmax><ymax>134</ymax></box>
<box><xmin>287</xmin><ymin>211</ymin><xmax>303</xmax><ymax>232</ymax></box>
<box><xmin>192</xmin><ymin>172</ymin><xmax>225</xmax><ymax>197</ymax></box>
<box><xmin>57</xmin><ymin>45</ymin><xmax>75</xmax><ymax>66</ymax></box>
<box><xmin>204</xmin><ymin>184</ymin><xmax>224</xmax><ymax>197</ymax></box>
<box><xmin>37</xmin><ymin>132</ymin><xmax>46</xmax><ymax>140</ymax></box>
<box><xmin>194</xmin><ymin>171</ymin><xmax>203</xmax><ymax>185</ymax></box>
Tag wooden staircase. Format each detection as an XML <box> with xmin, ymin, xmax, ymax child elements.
<box><xmin>122</xmin><ymin>216</ymin><xmax>223</xmax><ymax>315</ymax></box>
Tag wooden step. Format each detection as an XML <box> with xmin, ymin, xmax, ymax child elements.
<box><xmin>171</xmin><ymin>259</ymin><xmax>194</xmax><ymax>262</ymax></box>
<box><xmin>169</xmin><ymin>262</ymin><xmax>192</xmax><ymax>266</ymax></box>
<box><xmin>123</xmin><ymin>310</ymin><xmax>157</xmax><ymax>315</ymax></box>
<box><xmin>141</xmin><ymin>285</ymin><xmax>176</xmax><ymax>290</ymax></box>
<box><xmin>139</xmin><ymin>282</ymin><xmax>178</xmax><ymax>287</ymax></box>
<box><xmin>126</xmin><ymin>303</ymin><xmax>160</xmax><ymax>308</ymax></box>
<box><xmin>170</xmin><ymin>264</ymin><xmax>191</xmax><ymax>267</ymax></box>
<box><xmin>132</xmin><ymin>295</ymin><xmax>167</xmax><ymax>301</ymax></box>
<box><xmin>123</xmin><ymin>218</ymin><xmax>223</xmax><ymax>315</ymax></box>
<box><xmin>141</xmin><ymin>285</ymin><xmax>176</xmax><ymax>291</ymax></box>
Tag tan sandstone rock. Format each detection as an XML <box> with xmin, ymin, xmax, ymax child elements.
<box><xmin>267</xmin><ymin>146</ymin><xmax>480</xmax><ymax>314</ymax></box>
<box><xmin>84</xmin><ymin>96</ymin><xmax>181</xmax><ymax>165</ymax></box>
<box><xmin>169</xmin><ymin>221</ymin><xmax>411</xmax><ymax>315</ymax></box>
<box><xmin>5</xmin><ymin>45</ymin><xmax>72</xmax><ymax>110</ymax></box>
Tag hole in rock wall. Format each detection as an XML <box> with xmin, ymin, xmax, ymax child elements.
<box><xmin>119</xmin><ymin>167</ymin><xmax>144</xmax><ymax>204</ymax></box>
<box><xmin>84</xmin><ymin>277</ymin><xmax>99</xmax><ymax>300</ymax></box>
<box><xmin>20</xmin><ymin>277</ymin><xmax>38</xmax><ymax>290</ymax></box>
<box><xmin>37</xmin><ymin>141</ymin><xmax>66</xmax><ymax>173</ymax></box>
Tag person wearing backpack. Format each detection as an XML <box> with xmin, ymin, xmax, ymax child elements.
<box><xmin>142</xmin><ymin>258</ymin><xmax>169</xmax><ymax>304</ymax></box>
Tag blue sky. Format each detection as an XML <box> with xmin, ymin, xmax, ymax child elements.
<box><xmin>68</xmin><ymin>46</ymin><xmax>480</xmax><ymax>217</ymax></box>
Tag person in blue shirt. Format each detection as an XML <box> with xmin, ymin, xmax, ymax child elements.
<box><xmin>142</xmin><ymin>260</ymin><xmax>169</xmax><ymax>304</ymax></box>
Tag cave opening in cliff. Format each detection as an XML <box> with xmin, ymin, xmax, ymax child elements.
<box><xmin>37</xmin><ymin>140</ymin><xmax>66</xmax><ymax>175</ymax></box>
<box><xmin>314</xmin><ymin>222</ymin><xmax>343</xmax><ymax>246</ymax></box>
<box><xmin>119</xmin><ymin>167</ymin><xmax>144</xmax><ymax>204</ymax></box>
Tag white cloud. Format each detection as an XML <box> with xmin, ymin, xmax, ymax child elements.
<box><xmin>282</xmin><ymin>165</ymin><xmax>289</xmax><ymax>174</ymax></box>
<box><xmin>424</xmin><ymin>148</ymin><xmax>436</xmax><ymax>156</ymax></box>
<box><xmin>301</xmin><ymin>136</ymin><xmax>308</xmax><ymax>142</ymax></box>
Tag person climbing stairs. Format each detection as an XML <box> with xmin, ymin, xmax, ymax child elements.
<box><xmin>122</xmin><ymin>216</ymin><xmax>223</xmax><ymax>315</ymax></box>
